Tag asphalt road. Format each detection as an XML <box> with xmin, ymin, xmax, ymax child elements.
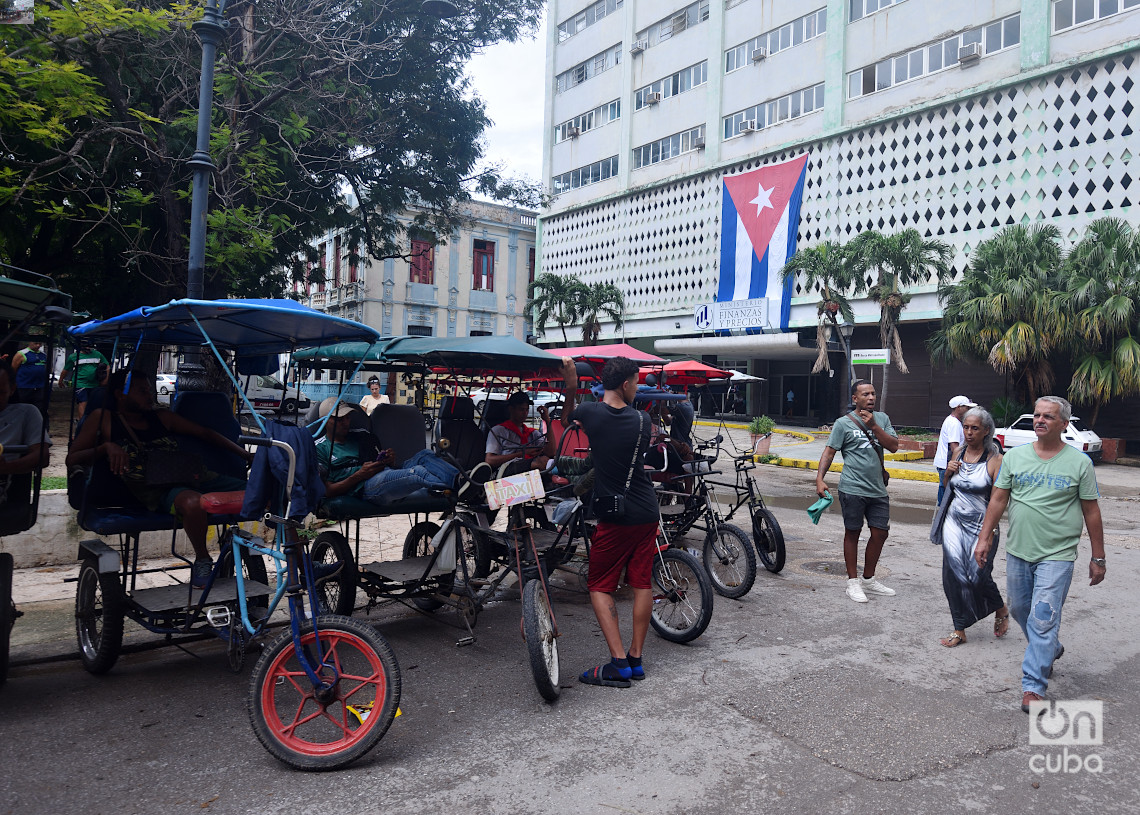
<box><xmin>3</xmin><ymin>466</ymin><xmax>1139</xmax><ymax>815</ymax></box>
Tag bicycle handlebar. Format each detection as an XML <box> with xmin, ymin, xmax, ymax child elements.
<box><xmin>240</xmin><ymin>435</ymin><xmax>297</xmax><ymax>519</ymax></box>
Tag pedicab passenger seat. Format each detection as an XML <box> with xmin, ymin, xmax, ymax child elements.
<box><xmin>435</xmin><ymin>395</ymin><xmax>485</xmax><ymax>471</ymax></box>
<box><xmin>317</xmin><ymin>402</ymin><xmax>452</xmax><ymax>521</ymax></box>
<box><xmin>479</xmin><ymin>399</ymin><xmax>510</xmax><ymax>434</ymax></box>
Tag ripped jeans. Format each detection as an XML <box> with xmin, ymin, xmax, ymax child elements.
<box><xmin>1006</xmin><ymin>554</ymin><xmax>1074</xmax><ymax>695</ymax></box>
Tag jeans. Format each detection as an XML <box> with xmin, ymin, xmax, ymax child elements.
<box><xmin>936</xmin><ymin>468</ymin><xmax>946</xmax><ymax>506</ymax></box>
<box><xmin>361</xmin><ymin>449</ymin><xmax>459</xmax><ymax>505</ymax></box>
<box><xmin>1006</xmin><ymin>554</ymin><xmax>1074</xmax><ymax>694</ymax></box>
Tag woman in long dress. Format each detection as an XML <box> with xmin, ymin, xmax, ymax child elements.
<box><xmin>936</xmin><ymin>406</ymin><xmax>1010</xmax><ymax>647</ymax></box>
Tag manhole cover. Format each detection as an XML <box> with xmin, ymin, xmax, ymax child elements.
<box><xmin>802</xmin><ymin>560</ymin><xmax>847</xmax><ymax>574</ymax></box>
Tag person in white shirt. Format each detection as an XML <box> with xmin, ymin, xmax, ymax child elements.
<box><xmin>935</xmin><ymin>395</ymin><xmax>976</xmax><ymax>505</ymax></box>
<box><xmin>358</xmin><ymin>376</ymin><xmax>390</xmax><ymax>415</ymax></box>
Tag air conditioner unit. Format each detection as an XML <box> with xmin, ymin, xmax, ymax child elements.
<box><xmin>646</xmin><ymin>91</ymin><xmax>662</xmax><ymax>105</ymax></box>
<box><xmin>958</xmin><ymin>42</ymin><xmax>981</xmax><ymax>64</ymax></box>
<box><xmin>740</xmin><ymin>119</ymin><xmax>758</xmax><ymax>133</ymax></box>
<box><xmin>692</xmin><ymin>136</ymin><xmax>706</xmax><ymax>150</ymax></box>
<box><xmin>630</xmin><ymin>39</ymin><xmax>648</xmax><ymax>55</ymax></box>
<box><xmin>751</xmin><ymin>47</ymin><xmax>768</xmax><ymax>63</ymax></box>
<box><xmin>567</xmin><ymin>126</ymin><xmax>581</xmax><ymax>139</ymax></box>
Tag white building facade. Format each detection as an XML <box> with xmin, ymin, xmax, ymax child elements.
<box><xmin>540</xmin><ymin>0</ymin><xmax>1140</xmax><ymax>427</ymax></box>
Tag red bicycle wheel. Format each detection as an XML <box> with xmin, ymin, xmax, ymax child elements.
<box><xmin>248</xmin><ymin>615</ymin><xmax>401</xmax><ymax>771</ymax></box>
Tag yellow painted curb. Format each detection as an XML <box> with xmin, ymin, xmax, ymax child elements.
<box><xmin>693</xmin><ymin>420</ymin><xmax>813</xmax><ymax>441</ymax></box>
<box><xmin>885</xmin><ymin>450</ymin><xmax>925</xmax><ymax>461</ymax></box>
<box><xmin>762</xmin><ymin>457</ymin><xmax>941</xmax><ymax>483</ymax></box>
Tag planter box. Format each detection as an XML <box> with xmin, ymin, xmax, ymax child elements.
<box><xmin>1101</xmin><ymin>438</ymin><xmax>1123</xmax><ymax>464</ymax></box>
<box><xmin>896</xmin><ymin>438</ymin><xmax>937</xmax><ymax>458</ymax></box>
<box><xmin>896</xmin><ymin>438</ymin><xmax>923</xmax><ymax>452</ymax></box>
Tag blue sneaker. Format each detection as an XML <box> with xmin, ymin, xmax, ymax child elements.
<box><xmin>191</xmin><ymin>558</ymin><xmax>214</xmax><ymax>589</ymax></box>
<box><xmin>312</xmin><ymin>560</ymin><xmax>343</xmax><ymax>583</ymax></box>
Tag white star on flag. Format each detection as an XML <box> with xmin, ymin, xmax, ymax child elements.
<box><xmin>749</xmin><ymin>183</ymin><xmax>775</xmax><ymax>216</ymax></box>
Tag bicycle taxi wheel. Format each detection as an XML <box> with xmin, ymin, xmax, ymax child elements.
<box><xmin>752</xmin><ymin>507</ymin><xmax>786</xmax><ymax>573</ymax></box>
<box><xmin>249</xmin><ymin>614</ymin><xmax>401</xmax><ymax>771</ymax></box>
<box><xmin>650</xmin><ymin>547</ymin><xmax>713</xmax><ymax>643</ymax></box>
<box><xmin>522</xmin><ymin>578</ymin><xmax>560</xmax><ymax>701</ymax></box>
<box><xmin>1</xmin><ymin>553</ymin><xmax>13</xmax><ymax>684</ymax></box>
<box><xmin>703</xmin><ymin>522</ymin><xmax>756</xmax><ymax>598</ymax></box>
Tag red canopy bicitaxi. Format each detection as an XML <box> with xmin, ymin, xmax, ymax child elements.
<box><xmin>639</xmin><ymin>359</ymin><xmax>733</xmax><ymax>386</ymax></box>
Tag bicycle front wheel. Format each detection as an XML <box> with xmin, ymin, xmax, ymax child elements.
<box><xmin>752</xmin><ymin>508</ymin><xmax>786</xmax><ymax>573</ymax></box>
<box><xmin>650</xmin><ymin>549</ymin><xmax>713</xmax><ymax>643</ymax></box>
<box><xmin>703</xmin><ymin>523</ymin><xmax>756</xmax><ymax>599</ymax></box>
<box><xmin>248</xmin><ymin>615</ymin><xmax>401</xmax><ymax>771</ymax></box>
<box><xmin>1</xmin><ymin>553</ymin><xmax>13</xmax><ymax>684</ymax></box>
<box><xmin>522</xmin><ymin>579</ymin><xmax>560</xmax><ymax>701</ymax></box>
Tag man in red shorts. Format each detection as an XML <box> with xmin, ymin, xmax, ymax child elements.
<box><xmin>562</xmin><ymin>356</ymin><xmax>659</xmax><ymax>687</ymax></box>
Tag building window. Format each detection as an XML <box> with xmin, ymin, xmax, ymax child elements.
<box><xmin>473</xmin><ymin>239</ymin><xmax>495</xmax><ymax>291</ymax></box>
<box><xmin>470</xmin><ymin>330</ymin><xmax>493</xmax><ymax>337</ymax></box>
<box><xmin>634</xmin><ymin>61</ymin><xmax>707</xmax><ymax>111</ymax></box>
<box><xmin>633</xmin><ymin>125</ymin><xmax>705</xmax><ymax>169</ymax></box>
<box><xmin>723</xmin><ymin>83</ymin><xmax>824</xmax><ymax>139</ymax></box>
<box><xmin>410</xmin><ymin>239</ymin><xmax>434</xmax><ymax>284</ymax></box>
<box><xmin>554</xmin><ymin>99</ymin><xmax>621</xmax><ymax>144</ymax></box>
<box><xmin>635</xmin><ymin>0</ymin><xmax>710</xmax><ymax>49</ymax></box>
<box><xmin>555</xmin><ymin>43</ymin><xmax>622</xmax><ymax>94</ymax></box>
<box><xmin>332</xmin><ymin>236</ymin><xmax>341</xmax><ymax>287</ymax></box>
<box><xmin>348</xmin><ymin>244</ymin><xmax>358</xmax><ymax>283</ymax></box>
<box><xmin>847</xmin><ymin>14</ymin><xmax>1021</xmax><ymax>99</ymax></box>
<box><xmin>407</xmin><ymin>325</ymin><xmax>432</xmax><ymax>337</ymax></box>
<box><xmin>850</xmin><ymin>0</ymin><xmax>908</xmax><ymax>22</ymax></box>
<box><xmin>317</xmin><ymin>242</ymin><xmax>326</xmax><ymax>292</ymax></box>
<box><xmin>725</xmin><ymin>8</ymin><xmax>826</xmax><ymax>73</ymax></box>
<box><xmin>528</xmin><ymin>247</ymin><xmax>536</xmax><ymax>286</ymax></box>
<box><xmin>1054</xmin><ymin>0</ymin><xmax>1140</xmax><ymax>31</ymax></box>
<box><xmin>557</xmin><ymin>0</ymin><xmax>623</xmax><ymax>42</ymax></box>
<box><xmin>551</xmin><ymin>155</ymin><xmax>619</xmax><ymax>195</ymax></box>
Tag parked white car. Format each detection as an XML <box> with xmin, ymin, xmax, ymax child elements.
<box><xmin>994</xmin><ymin>414</ymin><xmax>1102</xmax><ymax>461</ymax></box>
<box><xmin>240</xmin><ymin>374</ymin><xmax>312</xmax><ymax>414</ymax></box>
<box><xmin>471</xmin><ymin>388</ymin><xmax>563</xmax><ymax>418</ymax></box>
<box><xmin>155</xmin><ymin>373</ymin><xmax>177</xmax><ymax>395</ymax></box>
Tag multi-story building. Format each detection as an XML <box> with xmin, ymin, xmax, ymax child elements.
<box><xmin>299</xmin><ymin>200</ymin><xmax>537</xmax><ymax>402</ymax></box>
<box><xmin>540</xmin><ymin>0</ymin><xmax>1140</xmax><ymax>431</ymax></box>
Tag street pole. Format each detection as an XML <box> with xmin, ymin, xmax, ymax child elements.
<box><xmin>186</xmin><ymin>0</ymin><xmax>227</xmax><ymax>303</ymax></box>
<box><xmin>838</xmin><ymin>318</ymin><xmax>855</xmax><ymax>416</ymax></box>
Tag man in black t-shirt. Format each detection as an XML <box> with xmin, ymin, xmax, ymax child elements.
<box><xmin>564</xmin><ymin>356</ymin><xmax>659</xmax><ymax>688</ymax></box>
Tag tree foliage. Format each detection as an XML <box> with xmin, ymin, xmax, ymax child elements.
<box><xmin>576</xmin><ymin>282</ymin><xmax>624</xmax><ymax>344</ymax></box>
<box><xmin>0</xmin><ymin>0</ymin><xmax>544</xmax><ymax>315</ymax></box>
<box><xmin>781</xmin><ymin>240</ymin><xmax>864</xmax><ymax>374</ymax></box>
<box><xmin>528</xmin><ymin>272</ymin><xmax>583</xmax><ymax>344</ymax></box>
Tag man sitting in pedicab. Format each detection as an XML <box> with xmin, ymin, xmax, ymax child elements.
<box><xmin>315</xmin><ymin>399</ymin><xmax>461</xmax><ymax>504</ymax></box>
<box><xmin>0</xmin><ymin>359</ymin><xmax>50</xmax><ymax>513</ymax></box>
<box><xmin>65</xmin><ymin>369</ymin><xmax>253</xmax><ymax>587</ymax></box>
<box><xmin>484</xmin><ymin>391</ymin><xmax>557</xmax><ymax>478</ymax></box>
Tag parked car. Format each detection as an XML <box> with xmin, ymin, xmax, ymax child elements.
<box><xmin>240</xmin><ymin>374</ymin><xmax>312</xmax><ymax>414</ymax></box>
<box><xmin>994</xmin><ymin>414</ymin><xmax>1102</xmax><ymax>460</ymax></box>
<box><xmin>155</xmin><ymin>373</ymin><xmax>177</xmax><ymax>395</ymax></box>
<box><xmin>471</xmin><ymin>387</ymin><xmax>563</xmax><ymax>419</ymax></box>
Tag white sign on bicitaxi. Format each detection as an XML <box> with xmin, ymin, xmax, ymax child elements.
<box><xmin>852</xmin><ymin>349</ymin><xmax>891</xmax><ymax>366</ymax></box>
<box><xmin>694</xmin><ymin>298</ymin><xmax>770</xmax><ymax>332</ymax></box>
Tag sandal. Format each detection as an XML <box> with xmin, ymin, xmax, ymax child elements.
<box><xmin>939</xmin><ymin>631</ymin><xmax>966</xmax><ymax>648</ymax></box>
<box><xmin>994</xmin><ymin>612</ymin><xmax>1010</xmax><ymax>639</ymax></box>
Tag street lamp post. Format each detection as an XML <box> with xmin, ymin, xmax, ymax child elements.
<box><xmin>838</xmin><ymin>318</ymin><xmax>855</xmax><ymax>413</ymax></box>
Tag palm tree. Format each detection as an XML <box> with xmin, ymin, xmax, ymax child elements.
<box><xmin>928</xmin><ymin>223</ymin><xmax>1065</xmax><ymax>404</ymax></box>
<box><xmin>575</xmin><ymin>282</ymin><xmax>625</xmax><ymax>344</ymax></box>
<box><xmin>1057</xmin><ymin>217</ymin><xmax>1140</xmax><ymax>425</ymax></box>
<box><xmin>527</xmin><ymin>272</ymin><xmax>583</xmax><ymax>344</ymax></box>
<box><xmin>849</xmin><ymin>229</ymin><xmax>953</xmax><ymax>409</ymax></box>
<box><xmin>780</xmin><ymin>241</ymin><xmax>865</xmax><ymax>373</ymax></box>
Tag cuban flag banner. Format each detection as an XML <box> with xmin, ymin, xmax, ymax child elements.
<box><xmin>718</xmin><ymin>153</ymin><xmax>810</xmax><ymax>333</ymax></box>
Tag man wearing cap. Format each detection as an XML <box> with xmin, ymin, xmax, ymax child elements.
<box><xmin>485</xmin><ymin>392</ymin><xmax>556</xmax><ymax>477</ymax></box>
<box><xmin>935</xmin><ymin>396</ymin><xmax>977</xmax><ymax>505</ymax></box>
<box><xmin>316</xmin><ymin>400</ymin><xmax>459</xmax><ymax>504</ymax></box>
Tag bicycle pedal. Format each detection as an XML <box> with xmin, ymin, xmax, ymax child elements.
<box><xmin>205</xmin><ymin>606</ymin><xmax>232</xmax><ymax>628</ymax></box>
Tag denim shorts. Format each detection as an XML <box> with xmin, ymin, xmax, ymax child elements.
<box><xmin>838</xmin><ymin>491</ymin><xmax>890</xmax><ymax>531</ymax></box>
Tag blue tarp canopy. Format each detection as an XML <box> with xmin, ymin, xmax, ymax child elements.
<box><xmin>296</xmin><ymin>335</ymin><xmax>563</xmax><ymax>375</ymax></box>
<box><xmin>69</xmin><ymin>298</ymin><xmax>381</xmax><ymax>355</ymax></box>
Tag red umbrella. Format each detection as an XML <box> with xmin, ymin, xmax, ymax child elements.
<box><xmin>639</xmin><ymin>359</ymin><xmax>732</xmax><ymax>387</ymax></box>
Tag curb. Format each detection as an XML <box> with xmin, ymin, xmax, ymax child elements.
<box><xmin>886</xmin><ymin>450</ymin><xmax>925</xmax><ymax>461</ymax></box>
<box><xmin>693</xmin><ymin>420</ymin><xmax>814</xmax><ymax>441</ymax></box>
<box><xmin>763</xmin><ymin>457</ymin><xmax>941</xmax><ymax>483</ymax></box>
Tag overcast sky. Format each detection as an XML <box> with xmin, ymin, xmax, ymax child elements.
<box><xmin>464</xmin><ymin>16</ymin><xmax>548</xmax><ymax>186</ymax></box>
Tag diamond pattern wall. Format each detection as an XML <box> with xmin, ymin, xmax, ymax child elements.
<box><xmin>541</xmin><ymin>53</ymin><xmax>1137</xmax><ymax>312</ymax></box>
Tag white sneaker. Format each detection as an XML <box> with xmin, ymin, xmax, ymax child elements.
<box><xmin>846</xmin><ymin>578</ymin><xmax>868</xmax><ymax>603</ymax></box>
<box><xmin>861</xmin><ymin>575</ymin><xmax>896</xmax><ymax>596</ymax></box>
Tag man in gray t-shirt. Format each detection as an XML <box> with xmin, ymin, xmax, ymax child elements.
<box><xmin>816</xmin><ymin>380</ymin><xmax>899</xmax><ymax>603</ymax></box>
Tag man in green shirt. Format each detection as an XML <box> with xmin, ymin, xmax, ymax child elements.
<box><xmin>974</xmin><ymin>396</ymin><xmax>1106</xmax><ymax>713</ymax></box>
<box><xmin>59</xmin><ymin>348</ymin><xmax>109</xmax><ymax>421</ymax></box>
<box><xmin>816</xmin><ymin>380</ymin><xmax>899</xmax><ymax>604</ymax></box>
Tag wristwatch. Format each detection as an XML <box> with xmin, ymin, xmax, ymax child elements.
<box><xmin>1091</xmin><ymin>557</ymin><xmax>1106</xmax><ymax>567</ymax></box>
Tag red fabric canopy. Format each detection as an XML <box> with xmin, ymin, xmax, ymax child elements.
<box><xmin>638</xmin><ymin>359</ymin><xmax>732</xmax><ymax>386</ymax></box>
<box><xmin>548</xmin><ymin>343</ymin><xmax>665</xmax><ymax>363</ymax></box>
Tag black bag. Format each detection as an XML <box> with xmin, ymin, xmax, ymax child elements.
<box><xmin>591</xmin><ymin>411</ymin><xmax>644</xmax><ymax>522</ymax></box>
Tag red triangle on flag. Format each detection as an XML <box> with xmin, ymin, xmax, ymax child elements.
<box><xmin>723</xmin><ymin>154</ymin><xmax>809</xmax><ymax>264</ymax></box>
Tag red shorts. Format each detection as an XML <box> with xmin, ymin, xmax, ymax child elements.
<box><xmin>587</xmin><ymin>521</ymin><xmax>659</xmax><ymax>592</ymax></box>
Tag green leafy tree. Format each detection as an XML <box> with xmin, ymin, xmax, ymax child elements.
<box><xmin>850</xmin><ymin>228</ymin><xmax>952</xmax><ymax>409</ymax></box>
<box><xmin>528</xmin><ymin>272</ymin><xmax>584</xmax><ymax>344</ymax></box>
<box><xmin>781</xmin><ymin>240</ymin><xmax>864</xmax><ymax>373</ymax></box>
<box><xmin>1057</xmin><ymin>217</ymin><xmax>1140</xmax><ymax>425</ymax></box>
<box><xmin>0</xmin><ymin>0</ymin><xmax>545</xmax><ymax>315</ymax></box>
<box><xmin>575</xmin><ymin>281</ymin><xmax>625</xmax><ymax>345</ymax></box>
<box><xmin>928</xmin><ymin>223</ymin><xmax>1064</xmax><ymax>403</ymax></box>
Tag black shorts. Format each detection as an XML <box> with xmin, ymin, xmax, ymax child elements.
<box><xmin>838</xmin><ymin>491</ymin><xmax>890</xmax><ymax>531</ymax></box>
